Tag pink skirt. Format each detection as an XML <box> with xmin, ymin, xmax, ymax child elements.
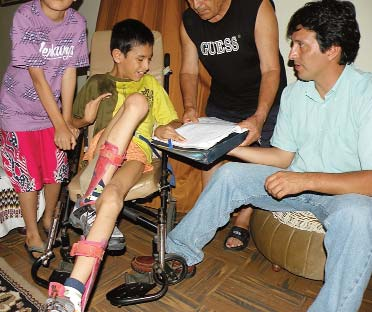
<box><xmin>0</xmin><ymin>128</ymin><xmax>68</xmax><ymax>193</ymax></box>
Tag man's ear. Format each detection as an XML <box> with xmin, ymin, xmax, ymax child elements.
<box><xmin>326</xmin><ymin>45</ymin><xmax>342</xmax><ymax>62</ymax></box>
<box><xmin>112</xmin><ymin>49</ymin><xmax>123</xmax><ymax>64</ymax></box>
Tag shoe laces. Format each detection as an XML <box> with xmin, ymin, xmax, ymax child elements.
<box><xmin>82</xmin><ymin>205</ymin><xmax>96</xmax><ymax>227</ymax></box>
<box><xmin>73</xmin><ymin>203</ymin><xmax>96</xmax><ymax>226</ymax></box>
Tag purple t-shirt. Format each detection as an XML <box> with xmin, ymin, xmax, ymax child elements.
<box><xmin>0</xmin><ymin>0</ymin><xmax>89</xmax><ymax>131</ymax></box>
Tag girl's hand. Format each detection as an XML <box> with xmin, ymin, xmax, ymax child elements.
<box><xmin>54</xmin><ymin>124</ymin><xmax>77</xmax><ymax>150</ymax></box>
<box><xmin>84</xmin><ymin>92</ymin><xmax>111</xmax><ymax>125</ymax></box>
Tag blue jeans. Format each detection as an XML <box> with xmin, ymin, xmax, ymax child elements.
<box><xmin>166</xmin><ymin>163</ymin><xmax>372</xmax><ymax>312</ymax></box>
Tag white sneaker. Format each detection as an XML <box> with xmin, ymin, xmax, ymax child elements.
<box><xmin>69</xmin><ymin>201</ymin><xmax>125</xmax><ymax>251</ymax></box>
<box><xmin>41</xmin><ymin>296</ymin><xmax>76</xmax><ymax>312</ymax></box>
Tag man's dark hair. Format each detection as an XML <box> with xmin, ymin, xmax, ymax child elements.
<box><xmin>287</xmin><ymin>0</ymin><xmax>360</xmax><ymax>64</ymax></box>
<box><xmin>110</xmin><ymin>19</ymin><xmax>154</xmax><ymax>55</ymax></box>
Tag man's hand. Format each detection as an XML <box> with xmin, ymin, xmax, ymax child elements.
<box><xmin>84</xmin><ymin>92</ymin><xmax>111</xmax><ymax>125</ymax></box>
<box><xmin>265</xmin><ymin>171</ymin><xmax>309</xmax><ymax>199</ymax></box>
<box><xmin>154</xmin><ymin>125</ymin><xmax>186</xmax><ymax>142</ymax></box>
<box><xmin>182</xmin><ymin>107</ymin><xmax>199</xmax><ymax>123</ymax></box>
<box><xmin>238</xmin><ymin>114</ymin><xmax>265</xmax><ymax>146</ymax></box>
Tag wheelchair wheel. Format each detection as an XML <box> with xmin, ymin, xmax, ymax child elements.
<box><xmin>166</xmin><ymin>197</ymin><xmax>176</xmax><ymax>233</ymax></box>
<box><xmin>153</xmin><ymin>253</ymin><xmax>188</xmax><ymax>285</ymax></box>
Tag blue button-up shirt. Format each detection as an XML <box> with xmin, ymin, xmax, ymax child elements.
<box><xmin>271</xmin><ymin>65</ymin><xmax>372</xmax><ymax>173</ymax></box>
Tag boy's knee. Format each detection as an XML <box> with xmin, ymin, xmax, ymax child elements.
<box><xmin>96</xmin><ymin>184</ymin><xmax>124</xmax><ymax>213</ymax></box>
<box><xmin>125</xmin><ymin>93</ymin><xmax>149</xmax><ymax>116</ymax></box>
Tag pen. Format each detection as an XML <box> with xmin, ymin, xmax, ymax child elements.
<box><xmin>168</xmin><ymin>138</ymin><xmax>173</xmax><ymax>149</ymax></box>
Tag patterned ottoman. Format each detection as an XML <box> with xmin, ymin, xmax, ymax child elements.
<box><xmin>250</xmin><ymin>209</ymin><xmax>326</xmax><ymax>281</ymax></box>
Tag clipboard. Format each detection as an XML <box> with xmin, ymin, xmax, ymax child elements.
<box><xmin>152</xmin><ymin>131</ymin><xmax>247</xmax><ymax>165</ymax></box>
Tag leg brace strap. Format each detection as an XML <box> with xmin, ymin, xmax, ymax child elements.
<box><xmin>48</xmin><ymin>282</ymin><xmax>65</xmax><ymax>298</ymax></box>
<box><xmin>83</xmin><ymin>141</ymin><xmax>126</xmax><ymax>203</ymax></box>
<box><xmin>99</xmin><ymin>141</ymin><xmax>127</xmax><ymax>167</ymax></box>
<box><xmin>70</xmin><ymin>238</ymin><xmax>106</xmax><ymax>260</ymax></box>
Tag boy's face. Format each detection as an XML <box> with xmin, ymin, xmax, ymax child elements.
<box><xmin>115</xmin><ymin>44</ymin><xmax>153</xmax><ymax>81</ymax></box>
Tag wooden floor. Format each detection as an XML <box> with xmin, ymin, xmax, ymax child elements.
<box><xmin>1</xmin><ymin>213</ymin><xmax>372</xmax><ymax>312</ymax></box>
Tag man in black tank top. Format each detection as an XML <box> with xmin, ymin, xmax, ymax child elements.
<box><xmin>180</xmin><ymin>0</ymin><xmax>287</xmax><ymax>250</ymax></box>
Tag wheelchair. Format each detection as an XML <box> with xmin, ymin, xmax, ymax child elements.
<box><xmin>31</xmin><ymin>30</ymin><xmax>189</xmax><ymax>308</ymax></box>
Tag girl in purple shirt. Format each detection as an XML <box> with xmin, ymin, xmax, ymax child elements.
<box><xmin>0</xmin><ymin>0</ymin><xmax>89</xmax><ymax>259</ymax></box>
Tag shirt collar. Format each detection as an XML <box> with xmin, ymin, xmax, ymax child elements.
<box><xmin>305</xmin><ymin>64</ymin><xmax>352</xmax><ymax>102</ymax></box>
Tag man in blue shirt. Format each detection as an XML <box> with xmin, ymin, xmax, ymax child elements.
<box><xmin>134</xmin><ymin>1</ymin><xmax>372</xmax><ymax>310</ymax></box>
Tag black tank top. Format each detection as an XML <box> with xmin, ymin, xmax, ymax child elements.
<box><xmin>183</xmin><ymin>0</ymin><xmax>286</xmax><ymax>122</ymax></box>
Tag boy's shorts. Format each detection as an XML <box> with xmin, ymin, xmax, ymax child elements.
<box><xmin>79</xmin><ymin>130</ymin><xmax>153</xmax><ymax>195</ymax></box>
<box><xmin>0</xmin><ymin>128</ymin><xmax>68</xmax><ymax>193</ymax></box>
<box><xmin>84</xmin><ymin>129</ymin><xmax>153</xmax><ymax>173</ymax></box>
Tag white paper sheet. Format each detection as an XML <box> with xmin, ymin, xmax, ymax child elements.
<box><xmin>153</xmin><ymin>117</ymin><xmax>247</xmax><ymax>150</ymax></box>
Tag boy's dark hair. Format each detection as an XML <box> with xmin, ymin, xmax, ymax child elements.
<box><xmin>287</xmin><ymin>0</ymin><xmax>360</xmax><ymax>65</ymax></box>
<box><xmin>110</xmin><ymin>19</ymin><xmax>154</xmax><ymax>55</ymax></box>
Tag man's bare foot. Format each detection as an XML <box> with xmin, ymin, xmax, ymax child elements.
<box><xmin>224</xmin><ymin>207</ymin><xmax>253</xmax><ymax>250</ymax></box>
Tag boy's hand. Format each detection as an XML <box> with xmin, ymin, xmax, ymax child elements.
<box><xmin>84</xmin><ymin>93</ymin><xmax>111</xmax><ymax>125</ymax></box>
<box><xmin>66</xmin><ymin>121</ymin><xmax>79</xmax><ymax>139</ymax></box>
<box><xmin>154</xmin><ymin>125</ymin><xmax>186</xmax><ymax>142</ymax></box>
<box><xmin>54</xmin><ymin>124</ymin><xmax>77</xmax><ymax>150</ymax></box>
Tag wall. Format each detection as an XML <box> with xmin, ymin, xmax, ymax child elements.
<box><xmin>0</xmin><ymin>0</ymin><xmax>101</xmax><ymax>85</ymax></box>
<box><xmin>75</xmin><ymin>0</ymin><xmax>101</xmax><ymax>90</ymax></box>
<box><xmin>1</xmin><ymin>0</ymin><xmax>371</xmax><ymax>84</ymax></box>
<box><xmin>0</xmin><ymin>4</ymin><xmax>18</xmax><ymax>80</ymax></box>
<box><xmin>275</xmin><ymin>0</ymin><xmax>372</xmax><ymax>83</ymax></box>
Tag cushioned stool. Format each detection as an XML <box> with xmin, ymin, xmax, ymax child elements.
<box><xmin>250</xmin><ymin>209</ymin><xmax>326</xmax><ymax>281</ymax></box>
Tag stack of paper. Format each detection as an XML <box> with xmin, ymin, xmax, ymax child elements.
<box><xmin>153</xmin><ymin>117</ymin><xmax>247</xmax><ymax>150</ymax></box>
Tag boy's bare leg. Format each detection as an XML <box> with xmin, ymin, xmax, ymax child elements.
<box><xmin>68</xmin><ymin>93</ymin><xmax>149</xmax><ymax>285</ymax></box>
<box><xmin>71</xmin><ymin>160</ymin><xmax>145</xmax><ymax>283</ymax></box>
<box><xmin>55</xmin><ymin>94</ymin><xmax>149</xmax><ymax>311</ymax></box>
<box><xmin>70</xmin><ymin>93</ymin><xmax>149</xmax><ymax>252</ymax></box>
<box><xmin>67</xmin><ymin>162</ymin><xmax>144</xmax><ymax>312</ymax></box>
<box><xmin>82</xmin><ymin>93</ymin><xmax>148</xmax><ymax>201</ymax></box>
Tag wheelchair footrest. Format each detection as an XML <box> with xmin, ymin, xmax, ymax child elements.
<box><xmin>124</xmin><ymin>271</ymin><xmax>155</xmax><ymax>284</ymax></box>
<box><xmin>106</xmin><ymin>272</ymin><xmax>157</xmax><ymax>306</ymax></box>
<box><xmin>49</xmin><ymin>261</ymin><xmax>74</xmax><ymax>285</ymax></box>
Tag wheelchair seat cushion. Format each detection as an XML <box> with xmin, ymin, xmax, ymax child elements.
<box><xmin>68</xmin><ymin>158</ymin><xmax>161</xmax><ymax>202</ymax></box>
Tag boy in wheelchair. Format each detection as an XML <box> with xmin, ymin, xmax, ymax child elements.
<box><xmin>41</xmin><ymin>19</ymin><xmax>184</xmax><ymax>312</ymax></box>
